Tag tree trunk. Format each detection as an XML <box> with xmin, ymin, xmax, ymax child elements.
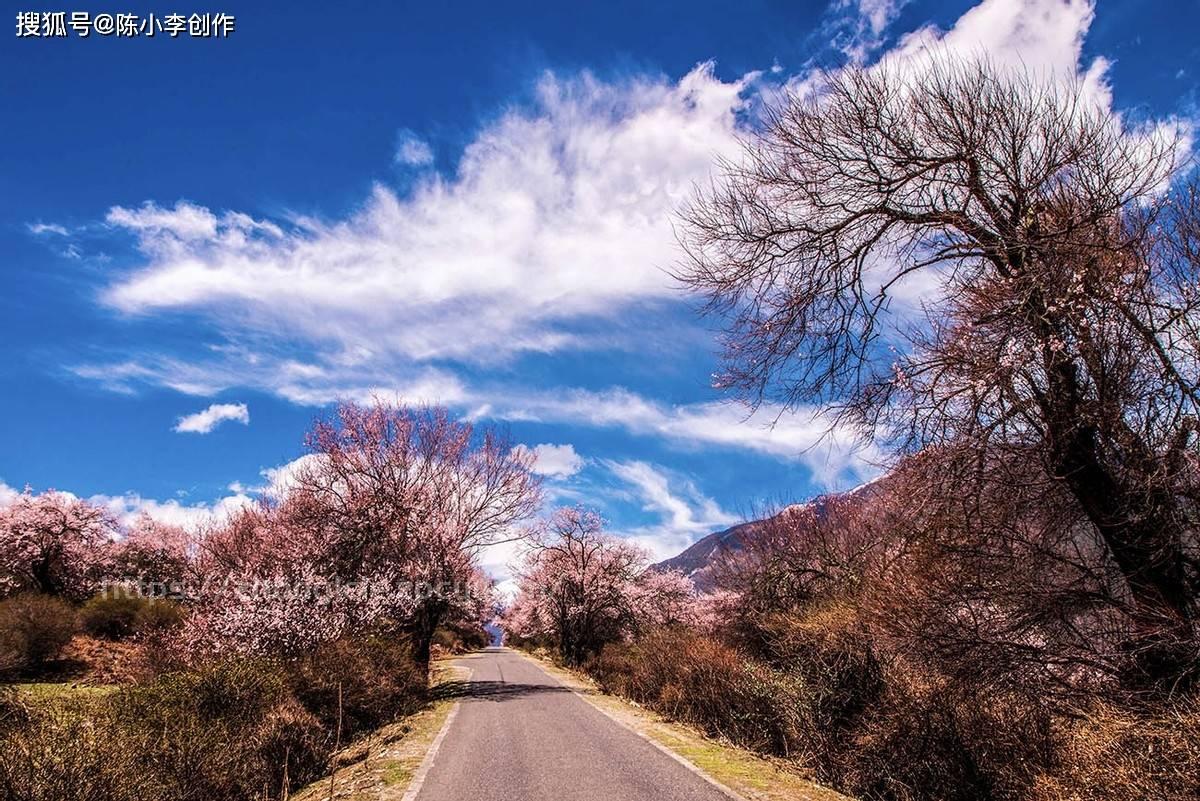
<box><xmin>408</xmin><ymin>599</ymin><xmax>447</xmax><ymax>676</ymax></box>
<box><xmin>1051</xmin><ymin>421</ymin><xmax>1196</xmax><ymax>692</ymax></box>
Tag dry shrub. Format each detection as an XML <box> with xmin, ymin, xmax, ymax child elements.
<box><xmin>0</xmin><ymin>635</ymin><xmax>427</xmax><ymax>801</ymax></box>
<box><xmin>841</xmin><ymin>670</ymin><xmax>1056</xmax><ymax>801</ymax></box>
<box><xmin>288</xmin><ymin>634</ymin><xmax>427</xmax><ymax>738</ymax></box>
<box><xmin>587</xmin><ymin>627</ymin><xmax>811</xmax><ymax>756</ymax></box>
<box><xmin>431</xmin><ymin>623</ymin><xmax>490</xmax><ymax>655</ymax></box>
<box><xmin>79</xmin><ymin>593</ymin><xmax>187</xmax><ymax>641</ymax></box>
<box><xmin>115</xmin><ymin>659</ymin><xmax>326</xmax><ymax>800</ymax></box>
<box><xmin>0</xmin><ymin>701</ymin><xmax>152</xmax><ymax>801</ymax></box>
<box><xmin>743</xmin><ymin>603</ymin><xmax>885</xmax><ymax>759</ymax></box>
<box><xmin>0</xmin><ymin>594</ymin><xmax>76</xmax><ymax>677</ymax></box>
<box><xmin>1030</xmin><ymin>699</ymin><xmax>1200</xmax><ymax>801</ymax></box>
<box><xmin>586</xmin><ymin>622</ymin><xmax>1072</xmax><ymax>801</ymax></box>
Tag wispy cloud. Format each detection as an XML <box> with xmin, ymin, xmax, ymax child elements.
<box><xmin>27</xmin><ymin>222</ymin><xmax>69</xmax><ymax>236</ymax></box>
<box><xmin>394</xmin><ymin>129</ymin><xmax>434</xmax><ymax>167</ymax></box>
<box><xmin>605</xmin><ymin>460</ymin><xmax>738</xmax><ymax>561</ymax></box>
<box><xmin>173</xmin><ymin>402</ymin><xmax>250</xmax><ymax>434</ymax></box>
<box><xmin>101</xmin><ymin>65</ymin><xmax>750</xmax><ymax>366</ymax></box>
<box><xmin>826</xmin><ymin>0</ymin><xmax>910</xmax><ymax>61</ymax></box>
<box><xmin>488</xmin><ymin>387</ymin><xmax>882</xmax><ymax>487</ymax></box>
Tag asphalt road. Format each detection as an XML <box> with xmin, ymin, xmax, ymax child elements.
<box><xmin>412</xmin><ymin>647</ymin><xmax>733</xmax><ymax>801</ymax></box>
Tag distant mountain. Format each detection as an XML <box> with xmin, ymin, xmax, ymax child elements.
<box><xmin>652</xmin><ymin>481</ymin><xmax>882</xmax><ymax>591</ymax></box>
<box><xmin>652</xmin><ymin>518</ymin><xmax>762</xmax><ymax>591</ymax></box>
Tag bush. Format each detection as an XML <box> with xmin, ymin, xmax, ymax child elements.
<box><xmin>0</xmin><ymin>689</ymin><xmax>156</xmax><ymax>801</ymax></box>
<box><xmin>0</xmin><ymin>634</ymin><xmax>428</xmax><ymax>800</ymax></box>
<box><xmin>288</xmin><ymin>634</ymin><xmax>426</xmax><ymax>738</ymax></box>
<box><xmin>78</xmin><ymin>593</ymin><xmax>143</xmax><ymax>639</ymax></box>
<box><xmin>0</xmin><ymin>594</ymin><xmax>76</xmax><ymax>677</ymax></box>
<box><xmin>1030</xmin><ymin>699</ymin><xmax>1200</xmax><ymax>801</ymax></box>
<box><xmin>585</xmin><ymin>624</ymin><xmax>1063</xmax><ymax>801</ymax></box>
<box><xmin>842</xmin><ymin>677</ymin><xmax>1055</xmax><ymax>801</ymax></box>
<box><xmin>0</xmin><ymin>659</ymin><xmax>325</xmax><ymax>801</ymax></box>
<box><xmin>78</xmin><ymin>592</ymin><xmax>185</xmax><ymax>640</ymax></box>
<box><xmin>116</xmin><ymin>658</ymin><xmax>326</xmax><ymax>800</ymax></box>
<box><xmin>134</xmin><ymin>597</ymin><xmax>186</xmax><ymax>635</ymax></box>
<box><xmin>587</xmin><ymin>627</ymin><xmax>812</xmax><ymax>756</ymax></box>
<box><xmin>431</xmin><ymin>623</ymin><xmax>489</xmax><ymax>654</ymax></box>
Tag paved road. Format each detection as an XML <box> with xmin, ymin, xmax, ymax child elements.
<box><xmin>413</xmin><ymin>647</ymin><xmax>732</xmax><ymax>801</ymax></box>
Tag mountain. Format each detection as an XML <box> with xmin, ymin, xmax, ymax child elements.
<box><xmin>652</xmin><ymin>481</ymin><xmax>883</xmax><ymax>591</ymax></box>
<box><xmin>652</xmin><ymin>518</ymin><xmax>762</xmax><ymax>591</ymax></box>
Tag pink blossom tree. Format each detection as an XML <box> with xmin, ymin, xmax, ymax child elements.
<box><xmin>505</xmin><ymin>507</ymin><xmax>699</xmax><ymax>664</ymax></box>
<box><xmin>109</xmin><ymin>514</ymin><xmax>194</xmax><ymax>592</ymax></box>
<box><xmin>0</xmin><ymin>490</ymin><xmax>116</xmax><ymax>600</ymax></box>
<box><xmin>184</xmin><ymin>402</ymin><xmax>541</xmax><ymax>665</ymax></box>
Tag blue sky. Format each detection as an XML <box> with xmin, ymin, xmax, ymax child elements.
<box><xmin>3</xmin><ymin>0</ymin><xmax>1199</xmax><ymax>576</ymax></box>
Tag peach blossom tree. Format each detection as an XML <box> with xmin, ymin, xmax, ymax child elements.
<box><xmin>0</xmin><ymin>489</ymin><xmax>116</xmax><ymax>600</ymax></box>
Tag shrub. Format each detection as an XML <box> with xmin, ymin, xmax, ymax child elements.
<box><xmin>79</xmin><ymin>592</ymin><xmax>186</xmax><ymax>641</ymax></box>
<box><xmin>586</xmin><ymin>623</ymin><xmax>1065</xmax><ymax>801</ymax></box>
<box><xmin>741</xmin><ymin>603</ymin><xmax>886</xmax><ymax>767</ymax></box>
<box><xmin>115</xmin><ymin>658</ymin><xmax>326</xmax><ymax>800</ymax></box>
<box><xmin>0</xmin><ymin>634</ymin><xmax>429</xmax><ymax>800</ymax></box>
<box><xmin>0</xmin><ymin>698</ymin><xmax>151</xmax><ymax>801</ymax></box>
<box><xmin>78</xmin><ymin>592</ymin><xmax>143</xmax><ymax>639</ymax></box>
<box><xmin>842</xmin><ymin>676</ymin><xmax>1055</xmax><ymax>801</ymax></box>
<box><xmin>288</xmin><ymin>634</ymin><xmax>426</xmax><ymax>739</ymax></box>
<box><xmin>431</xmin><ymin>623</ymin><xmax>489</xmax><ymax>654</ymax></box>
<box><xmin>133</xmin><ymin>597</ymin><xmax>186</xmax><ymax>635</ymax></box>
<box><xmin>0</xmin><ymin>660</ymin><xmax>326</xmax><ymax>801</ymax></box>
<box><xmin>1030</xmin><ymin>699</ymin><xmax>1200</xmax><ymax>801</ymax></box>
<box><xmin>587</xmin><ymin>627</ymin><xmax>812</xmax><ymax>757</ymax></box>
<box><xmin>0</xmin><ymin>594</ymin><xmax>76</xmax><ymax>677</ymax></box>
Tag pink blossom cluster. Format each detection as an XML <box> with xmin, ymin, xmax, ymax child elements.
<box><xmin>502</xmin><ymin>507</ymin><xmax>705</xmax><ymax>660</ymax></box>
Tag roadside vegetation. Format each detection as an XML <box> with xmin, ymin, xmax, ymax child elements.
<box><xmin>0</xmin><ymin>404</ymin><xmax>539</xmax><ymax>800</ymax></box>
<box><xmin>505</xmin><ymin>58</ymin><xmax>1200</xmax><ymax>801</ymax></box>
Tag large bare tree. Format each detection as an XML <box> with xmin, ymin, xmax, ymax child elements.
<box><xmin>680</xmin><ymin>59</ymin><xmax>1199</xmax><ymax>691</ymax></box>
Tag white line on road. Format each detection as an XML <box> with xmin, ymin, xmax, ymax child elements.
<box><xmin>510</xmin><ymin>649</ymin><xmax>749</xmax><ymax>801</ymax></box>
<box><xmin>400</xmin><ymin>668</ymin><xmax>470</xmax><ymax>801</ymax></box>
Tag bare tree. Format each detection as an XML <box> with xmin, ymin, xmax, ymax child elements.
<box><xmin>680</xmin><ymin>58</ymin><xmax>1199</xmax><ymax>691</ymax></box>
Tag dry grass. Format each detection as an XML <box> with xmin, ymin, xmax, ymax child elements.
<box><xmin>1029</xmin><ymin>699</ymin><xmax>1200</xmax><ymax>801</ymax></box>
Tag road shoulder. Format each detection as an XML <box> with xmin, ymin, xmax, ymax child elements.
<box><xmin>292</xmin><ymin>660</ymin><xmax>468</xmax><ymax>801</ymax></box>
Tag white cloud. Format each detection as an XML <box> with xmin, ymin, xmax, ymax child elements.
<box><xmin>855</xmin><ymin>0</ymin><xmax>905</xmax><ymax>36</ymax></box>
<box><xmin>27</xmin><ymin>222</ymin><xmax>69</xmax><ymax>236</ymax></box>
<box><xmin>256</xmin><ymin>454</ymin><xmax>323</xmax><ymax>497</ymax></box>
<box><xmin>173</xmin><ymin>402</ymin><xmax>250</xmax><ymax>434</ymax></box>
<box><xmin>513</xmin><ymin>442</ymin><xmax>585</xmax><ymax>478</ymax></box>
<box><xmin>830</xmin><ymin>0</ymin><xmax>909</xmax><ymax>60</ymax></box>
<box><xmin>101</xmin><ymin>64</ymin><xmax>751</xmax><ymax>365</ymax></box>
<box><xmin>889</xmin><ymin>0</ymin><xmax>1098</xmax><ymax>76</ymax></box>
<box><xmin>73</xmin><ymin>349</ymin><xmax>880</xmax><ymax>480</ymax></box>
<box><xmin>489</xmin><ymin>387</ymin><xmax>882</xmax><ymax>488</ymax></box>
<box><xmin>394</xmin><ymin>129</ymin><xmax>434</xmax><ymax>167</ymax></box>
<box><xmin>0</xmin><ymin>478</ymin><xmax>252</xmax><ymax>531</ymax></box>
<box><xmin>605</xmin><ymin>460</ymin><xmax>738</xmax><ymax>561</ymax></box>
<box><xmin>92</xmin><ymin>490</ymin><xmax>253</xmax><ymax>530</ymax></box>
